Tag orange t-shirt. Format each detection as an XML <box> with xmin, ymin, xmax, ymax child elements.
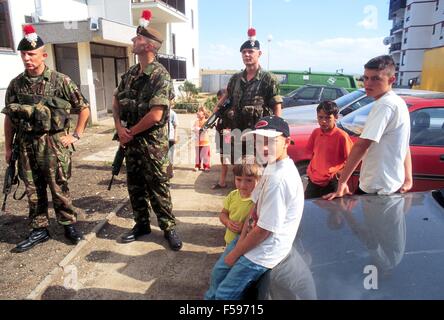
<box><xmin>194</xmin><ymin>118</ymin><xmax>210</xmax><ymax>146</ymax></box>
<box><xmin>306</xmin><ymin>126</ymin><xmax>353</xmax><ymax>187</ymax></box>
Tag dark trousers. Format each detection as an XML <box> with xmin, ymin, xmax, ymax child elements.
<box><xmin>125</xmin><ymin>138</ymin><xmax>176</xmax><ymax>231</ymax></box>
<box><xmin>304</xmin><ymin>178</ymin><xmax>339</xmax><ymax>199</ymax></box>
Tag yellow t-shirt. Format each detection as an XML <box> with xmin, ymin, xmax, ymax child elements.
<box><xmin>223</xmin><ymin>189</ymin><xmax>255</xmax><ymax>245</ymax></box>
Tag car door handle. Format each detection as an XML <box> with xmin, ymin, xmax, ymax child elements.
<box><xmin>441</xmin><ymin>155</ymin><xmax>444</xmax><ymax>162</ymax></box>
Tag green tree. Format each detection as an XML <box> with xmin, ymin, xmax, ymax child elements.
<box><xmin>179</xmin><ymin>81</ymin><xmax>199</xmax><ymax>102</ymax></box>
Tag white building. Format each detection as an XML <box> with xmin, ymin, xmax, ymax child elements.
<box><xmin>386</xmin><ymin>0</ymin><xmax>444</xmax><ymax>87</ymax></box>
<box><xmin>0</xmin><ymin>0</ymin><xmax>199</xmax><ymax>139</ymax></box>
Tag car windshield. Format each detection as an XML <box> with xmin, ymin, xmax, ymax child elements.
<box><xmin>334</xmin><ymin>90</ymin><xmax>366</xmax><ymax>108</ymax></box>
<box><xmin>285</xmin><ymin>88</ymin><xmax>301</xmax><ymax>98</ymax></box>
<box><xmin>337</xmin><ymin>102</ymin><xmax>374</xmax><ymax>136</ymax></box>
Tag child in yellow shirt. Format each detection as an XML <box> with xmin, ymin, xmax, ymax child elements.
<box><xmin>219</xmin><ymin>159</ymin><xmax>262</xmax><ymax>245</ymax></box>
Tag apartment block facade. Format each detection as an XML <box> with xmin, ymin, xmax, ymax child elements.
<box><xmin>387</xmin><ymin>0</ymin><xmax>444</xmax><ymax>86</ymax></box>
<box><xmin>0</xmin><ymin>0</ymin><xmax>199</xmax><ymax>138</ymax></box>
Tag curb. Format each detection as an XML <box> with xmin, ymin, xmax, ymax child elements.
<box><xmin>25</xmin><ymin>198</ymin><xmax>129</xmax><ymax>300</ymax></box>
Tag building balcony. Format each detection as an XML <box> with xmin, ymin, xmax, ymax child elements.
<box><xmin>389</xmin><ymin>0</ymin><xmax>406</xmax><ymax>19</ymax></box>
<box><xmin>390</xmin><ymin>21</ymin><xmax>404</xmax><ymax>35</ymax></box>
<box><xmin>389</xmin><ymin>42</ymin><xmax>402</xmax><ymax>53</ymax></box>
<box><xmin>132</xmin><ymin>0</ymin><xmax>187</xmax><ymax>24</ymax></box>
<box><xmin>158</xmin><ymin>53</ymin><xmax>187</xmax><ymax>81</ymax></box>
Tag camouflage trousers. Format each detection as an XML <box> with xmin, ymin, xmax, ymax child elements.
<box><xmin>125</xmin><ymin>136</ymin><xmax>176</xmax><ymax>231</ymax></box>
<box><xmin>18</xmin><ymin>132</ymin><xmax>77</xmax><ymax>229</ymax></box>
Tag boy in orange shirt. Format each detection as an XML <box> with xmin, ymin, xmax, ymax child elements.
<box><xmin>305</xmin><ymin>101</ymin><xmax>353</xmax><ymax>199</ymax></box>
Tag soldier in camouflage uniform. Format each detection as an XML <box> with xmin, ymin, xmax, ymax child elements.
<box><xmin>2</xmin><ymin>25</ymin><xmax>90</xmax><ymax>253</ymax></box>
<box><xmin>112</xmin><ymin>10</ymin><xmax>182</xmax><ymax>251</ymax></box>
<box><xmin>212</xmin><ymin>28</ymin><xmax>283</xmax><ymax>187</ymax></box>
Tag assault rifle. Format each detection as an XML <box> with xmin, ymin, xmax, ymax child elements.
<box><xmin>1</xmin><ymin>135</ymin><xmax>20</xmax><ymax>213</ymax></box>
<box><xmin>107</xmin><ymin>135</ymin><xmax>126</xmax><ymax>191</ymax></box>
<box><xmin>200</xmin><ymin>99</ymin><xmax>232</xmax><ymax>132</ymax></box>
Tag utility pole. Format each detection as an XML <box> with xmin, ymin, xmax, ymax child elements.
<box><xmin>249</xmin><ymin>0</ymin><xmax>253</xmax><ymax>28</ymax></box>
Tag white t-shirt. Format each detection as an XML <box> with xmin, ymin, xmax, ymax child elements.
<box><xmin>169</xmin><ymin>110</ymin><xmax>178</xmax><ymax>141</ymax></box>
<box><xmin>359</xmin><ymin>91</ymin><xmax>410</xmax><ymax>195</ymax></box>
<box><xmin>245</xmin><ymin>157</ymin><xmax>304</xmax><ymax>269</ymax></box>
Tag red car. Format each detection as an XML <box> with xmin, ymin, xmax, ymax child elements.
<box><xmin>288</xmin><ymin>94</ymin><xmax>444</xmax><ymax>192</ymax></box>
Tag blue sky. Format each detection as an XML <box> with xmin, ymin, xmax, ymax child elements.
<box><xmin>199</xmin><ymin>0</ymin><xmax>393</xmax><ymax>75</ymax></box>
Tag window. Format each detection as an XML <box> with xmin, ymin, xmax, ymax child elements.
<box><xmin>436</xmin><ymin>0</ymin><xmax>439</xmax><ymax>11</ymax></box>
<box><xmin>172</xmin><ymin>33</ymin><xmax>176</xmax><ymax>56</ymax></box>
<box><xmin>410</xmin><ymin>108</ymin><xmax>444</xmax><ymax>146</ymax></box>
<box><xmin>0</xmin><ymin>0</ymin><xmax>13</xmax><ymax>50</ymax></box>
<box><xmin>297</xmin><ymin>87</ymin><xmax>319</xmax><ymax>100</ymax></box>
<box><xmin>321</xmin><ymin>88</ymin><xmax>338</xmax><ymax>100</ymax></box>
<box><xmin>192</xmin><ymin>48</ymin><xmax>195</xmax><ymax>67</ymax></box>
<box><xmin>433</xmin><ymin>24</ymin><xmax>436</xmax><ymax>35</ymax></box>
<box><xmin>340</xmin><ymin>96</ymin><xmax>375</xmax><ymax>116</ymax></box>
<box><xmin>401</xmin><ymin>52</ymin><xmax>406</xmax><ymax>66</ymax></box>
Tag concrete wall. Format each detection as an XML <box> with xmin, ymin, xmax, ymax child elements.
<box><xmin>39</xmin><ymin>0</ymin><xmax>88</xmax><ymax>21</ymax></box>
<box><xmin>88</xmin><ymin>0</ymin><xmax>132</xmax><ymax>25</ymax></box>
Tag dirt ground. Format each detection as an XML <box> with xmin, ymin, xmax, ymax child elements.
<box><xmin>0</xmin><ymin>114</ymin><xmax>233</xmax><ymax>300</ymax></box>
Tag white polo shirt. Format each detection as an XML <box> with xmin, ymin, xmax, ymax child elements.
<box><xmin>359</xmin><ymin>91</ymin><xmax>410</xmax><ymax>195</ymax></box>
<box><xmin>245</xmin><ymin>157</ymin><xmax>304</xmax><ymax>269</ymax></box>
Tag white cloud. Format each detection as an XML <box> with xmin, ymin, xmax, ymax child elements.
<box><xmin>266</xmin><ymin>37</ymin><xmax>388</xmax><ymax>74</ymax></box>
<box><xmin>200</xmin><ymin>37</ymin><xmax>388</xmax><ymax>74</ymax></box>
<box><xmin>200</xmin><ymin>43</ymin><xmax>244</xmax><ymax>70</ymax></box>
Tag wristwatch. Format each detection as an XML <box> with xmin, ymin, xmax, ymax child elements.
<box><xmin>72</xmin><ymin>132</ymin><xmax>80</xmax><ymax>140</ymax></box>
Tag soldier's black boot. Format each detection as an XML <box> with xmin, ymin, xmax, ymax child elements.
<box><xmin>64</xmin><ymin>225</ymin><xmax>84</xmax><ymax>245</ymax></box>
<box><xmin>15</xmin><ymin>228</ymin><xmax>50</xmax><ymax>253</ymax></box>
<box><xmin>164</xmin><ymin>229</ymin><xmax>182</xmax><ymax>251</ymax></box>
<box><xmin>121</xmin><ymin>223</ymin><xmax>151</xmax><ymax>243</ymax></box>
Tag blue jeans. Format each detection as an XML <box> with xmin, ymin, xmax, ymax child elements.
<box><xmin>205</xmin><ymin>237</ymin><xmax>269</xmax><ymax>300</ymax></box>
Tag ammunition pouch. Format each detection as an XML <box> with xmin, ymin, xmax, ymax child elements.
<box><xmin>7</xmin><ymin>103</ymin><xmax>35</xmax><ymax>132</ymax></box>
<box><xmin>11</xmin><ymin>94</ymin><xmax>71</xmax><ymax>133</ymax></box>
<box><xmin>44</xmin><ymin>96</ymin><xmax>71</xmax><ymax>132</ymax></box>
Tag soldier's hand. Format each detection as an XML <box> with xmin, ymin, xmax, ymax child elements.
<box><xmin>117</xmin><ymin>127</ymin><xmax>133</xmax><ymax>145</ymax></box>
<box><xmin>60</xmin><ymin>134</ymin><xmax>79</xmax><ymax>148</ymax></box>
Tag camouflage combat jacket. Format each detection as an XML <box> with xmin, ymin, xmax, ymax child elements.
<box><xmin>2</xmin><ymin>66</ymin><xmax>89</xmax><ymax>134</ymax></box>
<box><xmin>226</xmin><ymin>67</ymin><xmax>283</xmax><ymax>131</ymax></box>
<box><xmin>115</xmin><ymin>61</ymin><xmax>172</xmax><ymax>155</ymax></box>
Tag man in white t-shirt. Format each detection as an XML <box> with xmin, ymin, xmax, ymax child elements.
<box><xmin>204</xmin><ymin>116</ymin><xmax>304</xmax><ymax>300</ymax></box>
<box><xmin>325</xmin><ymin>55</ymin><xmax>413</xmax><ymax>200</ymax></box>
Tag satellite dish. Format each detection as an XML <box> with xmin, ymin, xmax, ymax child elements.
<box><xmin>383</xmin><ymin>37</ymin><xmax>391</xmax><ymax>46</ymax></box>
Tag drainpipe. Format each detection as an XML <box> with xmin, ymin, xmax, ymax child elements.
<box><xmin>33</xmin><ymin>0</ymin><xmax>42</xmax><ymax>22</ymax></box>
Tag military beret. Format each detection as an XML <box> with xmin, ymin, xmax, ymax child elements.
<box><xmin>240</xmin><ymin>28</ymin><xmax>260</xmax><ymax>52</ymax></box>
<box><xmin>17</xmin><ymin>25</ymin><xmax>44</xmax><ymax>51</ymax></box>
<box><xmin>137</xmin><ymin>10</ymin><xmax>163</xmax><ymax>44</ymax></box>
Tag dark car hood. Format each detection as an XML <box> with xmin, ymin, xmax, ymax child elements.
<box><xmin>260</xmin><ymin>191</ymin><xmax>444</xmax><ymax>300</ymax></box>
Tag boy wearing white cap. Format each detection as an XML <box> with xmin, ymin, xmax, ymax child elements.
<box><xmin>205</xmin><ymin>116</ymin><xmax>304</xmax><ymax>300</ymax></box>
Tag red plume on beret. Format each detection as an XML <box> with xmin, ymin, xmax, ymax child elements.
<box><xmin>141</xmin><ymin>10</ymin><xmax>152</xmax><ymax>21</ymax></box>
<box><xmin>248</xmin><ymin>28</ymin><xmax>257</xmax><ymax>42</ymax></box>
<box><xmin>139</xmin><ymin>10</ymin><xmax>152</xmax><ymax>28</ymax></box>
<box><xmin>23</xmin><ymin>24</ymin><xmax>36</xmax><ymax>35</ymax></box>
<box><xmin>248</xmin><ymin>28</ymin><xmax>256</xmax><ymax>38</ymax></box>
